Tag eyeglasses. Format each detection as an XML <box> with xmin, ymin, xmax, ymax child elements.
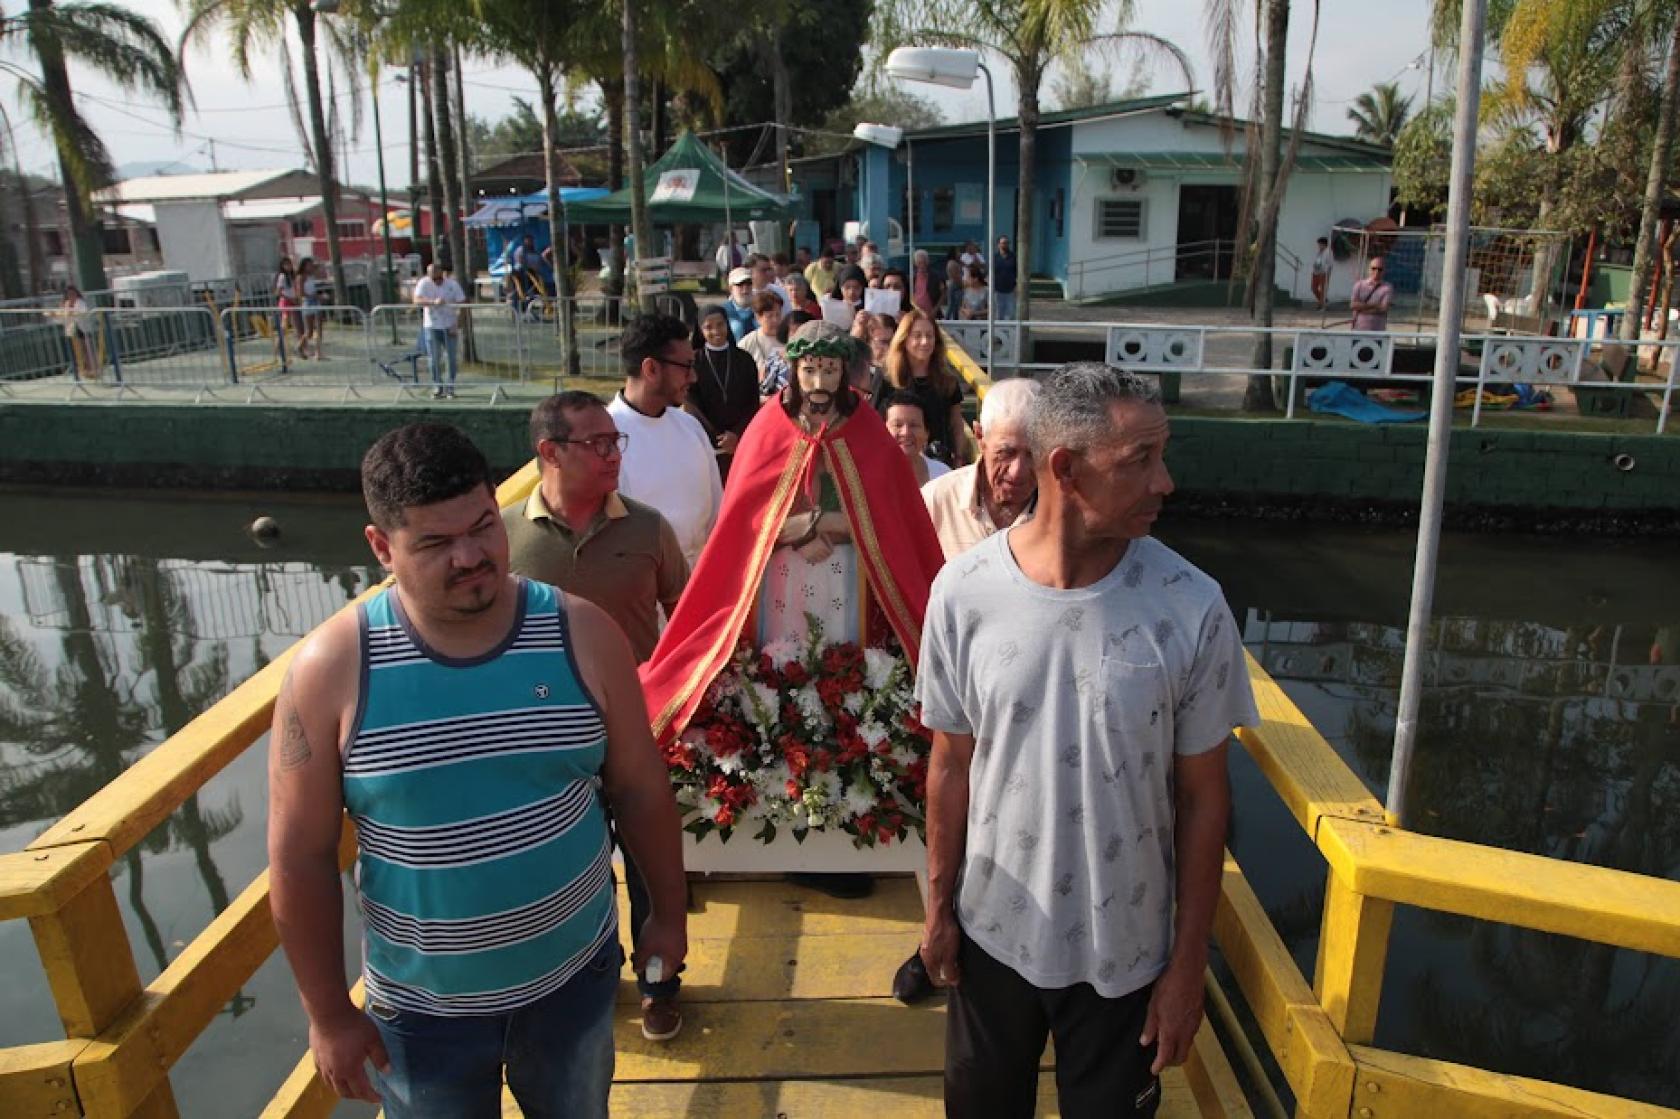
<box><xmin>559</xmin><ymin>433</ymin><xmax>629</xmax><ymax>459</ymax></box>
<box><xmin>658</xmin><ymin>357</ymin><xmax>696</xmax><ymax>372</ymax></box>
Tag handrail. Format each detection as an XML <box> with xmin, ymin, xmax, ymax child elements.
<box><xmin>3</xmin><ymin>452</ymin><xmax>1680</xmax><ymax>1118</ymax></box>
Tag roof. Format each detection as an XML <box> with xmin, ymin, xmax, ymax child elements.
<box><xmin>1076</xmin><ymin>151</ymin><xmax>1389</xmax><ymax>172</ymax></box>
<box><xmin>96</xmin><ymin>168</ymin><xmax>306</xmax><ymax>204</ymax></box>
<box><xmin>1169</xmin><ymin>109</ymin><xmax>1394</xmax><ymax>159</ymax></box>
<box><xmin>464</xmin><ymin>187</ymin><xmax>612</xmax><ymax>228</ymax></box>
<box><xmin>221</xmin><ymin>197</ymin><xmax>323</xmax><ymax>222</ymax></box>
<box><xmin>904</xmin><ymin>92</ymin><xmax>1196</xmax><ymax>142</ymax></box>
<box><xmin>472</xmin><ymin>152</ymin><xmax>582</xmax><ymax>188</ymax></box>
<box><xmin>566</xmin><ymin>131</ymin><xmax>793</xmax><ymax>225</ymax></box>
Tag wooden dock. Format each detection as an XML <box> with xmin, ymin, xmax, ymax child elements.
<box><xmin>491</xmin><ymin>876</ymin><xmax>1252</xmax><ymax>1117</ymax></box>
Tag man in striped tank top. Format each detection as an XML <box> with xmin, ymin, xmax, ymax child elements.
<box><xmin>268</xmin><ymin>423</ymin><xmax>687</xmax><ymax>1116</ymax></box>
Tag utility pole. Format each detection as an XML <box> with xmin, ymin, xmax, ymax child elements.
<box><xmin>1386</xmin><ymin>0</ymin><xmax>1488</xmax><ymax>828</ymax></box>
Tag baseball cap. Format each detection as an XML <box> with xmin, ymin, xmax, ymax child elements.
<box><xmin>728</xmin><ymin>266</ymin><xmax>752</xmax><ymax>286</ymax></box>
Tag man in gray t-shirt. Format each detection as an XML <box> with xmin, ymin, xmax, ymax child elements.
<box><xmin>914</xmin><ymin>363</ymin><xmax>1258</xmax><ymax>1118</ymax></box>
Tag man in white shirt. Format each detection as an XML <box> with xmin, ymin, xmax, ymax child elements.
<box><xmin>607</xmin><ymin>313</ymin><xmax>724</xmax><ymax>569</ymax></box>
<box><xmin>922</xmin><ymin>377</ymin><xmax>1040</xmax><ymax>559</ymax></box>
<box><xmin>1310</xmin><ymin>236</ymin><xmax>1333</xmax><ymax>310</ymax></box>
<box><xmin>747</xmin><ymin>253</ymin><xmax>793</xmax><ymax>316</ymax></box>
<box><xmin>412</xmin><ymin>262</ymin><xmax>466</xmax><ymax>399</ymax></box>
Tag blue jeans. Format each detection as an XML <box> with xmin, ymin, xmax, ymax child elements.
<box><xmin>423</xmin><ymin>328</ymin><xmax>458</xmax><ymax>385</ymax></box>
<box><xmin>994</xmin><ymin>291</ymin><xmax>1017</xmax><ymax>321</ymax></box>
<box><xmin>367</xmin><ymin>938</ymin><xmax>620</xmax><ymax>1119</ymax></box>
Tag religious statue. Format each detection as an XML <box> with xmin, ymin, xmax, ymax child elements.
<box><xmin>641</xmin><ymin>320</ymin><xmax>946</xmax><ymax>747</ymax></box>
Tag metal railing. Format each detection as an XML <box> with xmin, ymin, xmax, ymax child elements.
<box><xmin>944</xmin><ymin>319</ymin><xmax>1679</xmax><ymax>433</ymax></box>
<box><xmin>1</xmin><ymin>453</ymin><xmax>1677</xmax><ymax>1118</ymax></box>
<box><xmin>1067</xmin><ymin>239</ymin><xmax>1305</xmax><ymax>302</ymax></box>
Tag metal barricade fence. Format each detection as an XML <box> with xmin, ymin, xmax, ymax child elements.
<box><xmin>503</xmin><ymin>294</ymin><xmax>627</xmax><ymax>384</ymax></box>
<box><xmin>0</xmin><ymin>306</ymin><xmax>223</xmax><ymax>387</ymax></box>
<box><xmin>219</xmin><ymin>304</ymin><xmax>372</xmax><ymax>386</ymax></box>
<box><xmin>367</xmin><ymin>303</ymin><xmax>531</xmax><ymax>393</ymax></box>
<box><xmin>0</xmin><ymin>307</ymin><xmax>77</xmax><ymax>382</ymax></box>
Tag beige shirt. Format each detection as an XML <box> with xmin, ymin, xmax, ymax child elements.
<box><xmin>922</xmin><ymin>462</ymin><xmax>1010</xmax><ymax>560</ymax></box>
<box><xmin>503</xmin><ymin>486</ymin><xmax>688</xmax><ymax>663</ymax></box>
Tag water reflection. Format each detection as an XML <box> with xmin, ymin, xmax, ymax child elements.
<box><xmin>1237</xmin><ymin>601</ymin><xmax>1680</xmax><ymax>1106</ymax></box>
<box><xmin>0</xmin><ymin>489</ymin><xmax>375</xmax><ymax>1114</ymax></box>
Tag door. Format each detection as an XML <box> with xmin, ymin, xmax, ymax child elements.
<box><xmin>1175</xmin><ymin>184</ymin><xmax>1239</xmax><ymax>280</ymax></box>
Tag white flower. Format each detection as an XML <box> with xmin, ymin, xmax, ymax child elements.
<box><xmin>759</xmin><ymin>760</ymin><xmax>795</xmax><ymax>798</ymax></box>
<box><xmin>762</xmin><ymin>637</ymin><xmax>804</xmax><ymax>668</ymax></box>
<box><xmin>843</xmin><ymin>783</ymin><xmax>878</xmax><ymax>817</ymax></box>
<box><xmin>794</xmin><ymin>683</ymin><xmax>827</xmax><ymax>724</ymax></box>
<box><xmin>680</xmin><ymin>727</ymin><xmax>712</xmax><ymax>758</ymax></box>
<box><xmin>864</xmin><ymin>647</ymin><xmax>898</xmax><ymax>691</ymax></box>
<box><xmin>698</xmin><ymin>796</ymin><xmax>724</xmax><ymax>821</ymax></box>
<box><xmin>858</xmin><ymin>719</ymin><xmax>889</xmax><ymax>749</ymax></box>
<box><xmin>890</xmin><ymin>744</ymin><xmax>919</xmax><ymax>768</ymax></box>
<box><xmin>749</xmin><ymin>682</ymin><xmax>780</xmax><ymax>723</ymax></box>
<box><xmin>842</xmin><ymin>691</ymin><xmax>866</xmax><ymax>716</ymax></box>
<box><xmin>715</xmin><ymin>750</ymin><xmax>746</xmax><ymax>776</ymax></box>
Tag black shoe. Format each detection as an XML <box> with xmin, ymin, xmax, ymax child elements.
<box><xmin>786</xmin><ymin>872</ymin><xmax>875</xmax><ymax>899</ymax></box>
<box><xmin>892</xmin><ymin>950</ymin><xmax>938</xmax><ymax>1005</ymax></box>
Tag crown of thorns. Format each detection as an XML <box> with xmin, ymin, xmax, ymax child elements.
<box><xmin>785</xmin><ymin>321</ymin><xmax>856</xmax><ymax>363</ymax></box>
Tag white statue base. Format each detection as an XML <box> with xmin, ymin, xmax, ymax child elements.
<box><xmin>682</xmin><ymin>827</ymin><xmax>929</xmax><ymax>901</ymax></box>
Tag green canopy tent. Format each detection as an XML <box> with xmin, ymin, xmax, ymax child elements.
<box><xmin>566</xmin><ymin>131</ymin><xmax>794</xmax><ymax>225</ymax></box>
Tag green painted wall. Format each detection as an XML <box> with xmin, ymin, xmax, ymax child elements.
<box><xmin>0</xmin><ymin>404</ymin><xmax>1674</xmax><ymax>517</ymax></box>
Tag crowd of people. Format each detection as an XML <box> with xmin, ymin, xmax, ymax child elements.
<box><xmin>268</xmin><ymin>302</ymin><xmax>1258</xmax><ymax>1119</ymax></box>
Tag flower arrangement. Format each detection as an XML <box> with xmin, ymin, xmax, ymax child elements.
<box><xmin>665</xmin><ymin>618</ymin><xmax>932</xmax><ymax>848</ymax></box>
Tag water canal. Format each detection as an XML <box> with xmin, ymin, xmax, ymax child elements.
<box><xmin>0</xmin><ymin>488</ymin><xmax>1675</xmax><ymax>1113</ymax></box>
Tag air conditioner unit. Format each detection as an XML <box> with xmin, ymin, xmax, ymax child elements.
<box><xmin>1110</xmin><ymin>167</ymin><xmax>1146</xmax><ymax>191</ymax></box>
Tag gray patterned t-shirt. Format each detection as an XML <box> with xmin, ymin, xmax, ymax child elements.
<box><xmin>914</xmin><ymin>528</ymin><xmax>1258</xmax><ymax>997</ymax></box>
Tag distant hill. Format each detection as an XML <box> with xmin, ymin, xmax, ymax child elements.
<box><xmin>113</xmin><ymin>160</ymin><xmax>202</xmax><ymax>181</ymax></box>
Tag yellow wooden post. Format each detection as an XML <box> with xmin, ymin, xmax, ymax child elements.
<box><xmin>1312</xmin><ymin>867</ymin><xmax>1394</xmax><ymax>1046</ymax></box>
<box><xmin>28</xmin><ymin>876</ymin><xmax>179</xmax><ymax>1118</ymax></box>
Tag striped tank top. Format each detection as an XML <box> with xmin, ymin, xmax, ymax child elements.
<box><xmin>343</xmin><ymin>578</ymin><xmax>617</xmax><ymax>1016</ymax></box>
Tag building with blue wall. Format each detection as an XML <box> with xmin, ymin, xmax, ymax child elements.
<box><xmin>781</xmin><ymin>93</ymin><xmax>1392</xmax><ymax>304</ymax></box>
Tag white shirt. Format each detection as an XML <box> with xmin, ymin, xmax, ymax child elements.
<box><xmin>923</xmin><ymin>456</ymin><xmax>952</xmax><ymax>483</ymax></box>
<box><xmin>1312</xmin><ymin>248</ymin><xmax>1333</xmax><ymax>276</ymax></box>
<box><xmin>607</xmin><ymin>391</ymin><xmax>723</xmax><ymax>568</ymax></box>
<box><xmin>414</xmin><ymin>275</ymin><xmax>466</xmax><ymax>331</ymax></box>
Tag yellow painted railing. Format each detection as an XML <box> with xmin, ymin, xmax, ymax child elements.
<box><xmin>2</xmin><ymin>450</ymin><xmax>1678</xmax><ymax>1118</ymax></box>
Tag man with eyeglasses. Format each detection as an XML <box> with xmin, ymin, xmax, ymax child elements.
<box><xmin>722</xmin><ymin>265</ymin><xmax>757</xmax><ymax>342</ymax></box>
<box><xmin>504</xmin><ymin>391</ymin><xmax>693</xmax><ymax>1042</ymax></box>
<box><xmin>1350</xmin><ymin>256</ymin><xmax>1394</xmax><ymax>332</ymax></box>
<box><xmin>607</xmin><ymin>313</ymin><xmax>723</xmax><ymax>570</ymax></box>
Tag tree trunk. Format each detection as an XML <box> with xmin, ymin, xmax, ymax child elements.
<box><xmin>770</xmin><ymin>22</ymin><xmax>791</xmax><ymax>190</ymax></box>
<box><xmin>2</xmin><ymin>108</ymin><xmax>45</xmax><ymax>292</ymax></box>
<box><xmin>539</xmin><ymin>64</ymin><xmax>581</xmax><ymax>380</ymax></box>
<box><xmin>604</xmin><ymin>81</ymin><xmax>626</xmax><ymax>299</ymax></box>
<box><xmin>31</xmin><ymin>0</ymin><xmax>105</xmax><ymax>293</ymax></box>
<box><xmin>1245</xmin><ymin>0</ymin><xmax>1289</xmax><ymax>413</ymax></box>
<box><xmin>651</xmin><ymin>78</ymin><xmax>665</xmax><ymax>157</ymax></box>
<box><xmin>452</xmin><ymin>42</ymin><xmax>473</xmax><ymax>287</ymax></box>
<box><xmin>429</xmin><ymin>46</ymin><xmax>463</xmax><ymax>284</ymax></box>
<box><xmin>1016</xmin><ymin>65</ymin><xmax>1041</xmax><ymax>323</ymax></box>
<box><xmin>296</xmin><ymin>8</ymin><xmax>348</xmax><ymax>308</ymax></box>
<box><xmin>0</xmin><ymin>185</ymin><xmax>22</xmax><ymax>298</ymax></box>
<box><xmin>1619</xmin><ymin>14</ymin><xmax>1680</xmax><ymax>345</ymax></box>
<box><xmin>623</xmin><ymin>0</ymin><xmax>655</xmax><ymax>312</ymax></box>
<box><xmin>419</xmin><ymin>59</ymin><xmax>445</xmax><ymax>266</ymax></box>
<box><xmin>1656</xmin><ymin>224</ymin><xmax>1679</xmax><ymax>342</ymax></box>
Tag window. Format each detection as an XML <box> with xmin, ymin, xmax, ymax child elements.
<box><xmin>43</xmin><ymin>230</ymin><xmax>64</xmax><ymax>257</ymax></box>
<box><xmin>1095</xmin><ymin>198</ymin><xmax>1145</xmax><ymax>240</ymax></box>
<box><xmin>931</xmin><ymin>186</ymin><xmax>955</xmax><ymax>233</ymax></box>
<box><xmin>290</xmin><ymin>219</ymin><xmax>313</xmax><ymax>238</ymax></box>
<box><xmin>336</xmin><ymin>220</ymin><xmax>367</xmax><ymax>239</ymax></box>
<box><xmin>100</xmin><ymin>226</ymin><xmax>130</xmax><ymax>255</ymax></box>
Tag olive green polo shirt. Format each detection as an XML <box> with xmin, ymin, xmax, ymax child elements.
<box><xmin>503</xmin><ymin>486</ymin><xmax>689</xmax><ymax>663</ymax></box>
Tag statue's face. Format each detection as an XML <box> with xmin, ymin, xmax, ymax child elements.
<box><xmin>796</xmin><ymin>355</ymin><xmax>844</xmax><ymax>418</ymax></box>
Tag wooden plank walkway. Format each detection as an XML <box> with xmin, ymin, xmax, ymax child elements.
<box><xmin>490</xmin><ymin>877</ymin><xmax>1251</xmax><ymax>1117</ymax></box>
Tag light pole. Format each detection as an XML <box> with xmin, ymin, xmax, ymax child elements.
<box><xmin>887</xmin><ymin>47</ymin><xmax>994</xmax><ymax>383</ymax></box>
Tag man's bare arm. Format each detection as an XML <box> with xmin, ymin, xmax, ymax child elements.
<box><xmin>571</xmin><ymin>598</ymin><xmax>687</xmax><ymax>972</ymax></box>
<box><xmin>1141</xmin><ymin>741</ymin><xmax>1230</xmax><ymax>1073</ymax></box>
<box><xmin>920</xmin><ymin>728</ymin><xmax>975</xmax><ymax>985</ymax></box>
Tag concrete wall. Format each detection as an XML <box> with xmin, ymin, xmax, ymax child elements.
<box><xmin>2</xmin><ymin>404</ymin><xmax>1674</xmax><ymax>529</ymax></box>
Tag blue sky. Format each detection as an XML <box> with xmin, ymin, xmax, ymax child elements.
<box><xmin>5</xmin><ymin>0</ymin><xmax>1438</xmax><ymax>186</ymax></box>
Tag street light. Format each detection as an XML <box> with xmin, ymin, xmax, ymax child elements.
<box><xmin>887</xmin><ymin>46</ymin><xmax>995</xmax><ymax>382</ymax></box>
<box><xmin>851</xmin><ymin>123</ymin><xmax>906</xmax><ymax>265</ymax></box>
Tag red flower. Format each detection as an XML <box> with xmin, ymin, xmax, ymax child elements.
<box><xmin>783</xmin><ymin>660</ymin><xmax>810</xmax><ymax>687</ymax></box>
<box><xmin>715</xmin><ymin>805</ymin><xmax>736</xmax><ymax>828</ymax></box>
<box><xmin>855</xmin><ymin>813</ymin><xmax>876</xmax><ymax>836</ymax></box>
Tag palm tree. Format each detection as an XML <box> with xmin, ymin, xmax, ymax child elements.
<box><xmin>180</xmin><ymin>0</ymin><xmax>358</xmax><ymax>309</ymax></box>
<box><xmin>1347</xmin><ymin>81</ymin><xmax>1413</xmax><ymax>146</ymax></box>
<box><xmin>882</xmin><ymin>0</ymin><xmax>1192</xmax><ymax>322</ymax></box>
<box><xmin>2</xmin><ymin>0</ymin><xmax>184</xmax><ymax>294</ymax></box>
<box><xmin>1621</xmin><ymin>8</ymin><xmax>1680</xmax><ymax>344</ymax></box>
<box><xmin>624</xmin><ymin>0</ymin><xmax>655</xmax><ymax>311</ymax></box>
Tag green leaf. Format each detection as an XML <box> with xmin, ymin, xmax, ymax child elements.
<box><xmin>792</xmin><ymin>826</ymin><xmax>809</xmax><ymax>845</ymax></box>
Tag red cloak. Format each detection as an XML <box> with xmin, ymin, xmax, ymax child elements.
<box><xmin>639</xmin><ymin>390</ymin><xmax>946</xmax><ymax>745</ymax></box>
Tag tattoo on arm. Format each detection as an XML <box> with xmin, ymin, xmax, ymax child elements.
<box><xmin>278</xmin><ymin>682</ymin><xmax>313</xmax><ymax>771</ymax></box>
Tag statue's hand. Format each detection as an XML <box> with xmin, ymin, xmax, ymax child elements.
<box><xmin>816</xmin><ymin>512</ymin><xmax>851</xmax><ymax>542</ymax></box>
<box><xmin>796</xmin><ymin>535</ymin><xmax>835</xmax><ymax>564</ymax></box>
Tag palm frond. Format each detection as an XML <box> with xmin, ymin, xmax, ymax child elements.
<box><xmin>17</xmin><ymin>79</ymin><xmax>114</xmax><ymax>199</ymax></box>
<box><xmin>28</xmin><ymin>1</ymin><xmax>184</xmax><ymax>120</ymax></box>
<box><xmin>1081</xmin><ymin>31</ymin><xmax>1195</xmax><ymax>92</ymax></box>
<box><xmin>278</xmin><ymin>48</ymin><xmax>316</xmax><ymax>170</ymax></box>
<box><xmin>1203</xmin><ymin>0</ymin><xmax>1241</xmax><ymax>138</ymax></box>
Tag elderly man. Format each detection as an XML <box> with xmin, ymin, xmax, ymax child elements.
<box><xmin>505</xmin><ymin>391</ymin><xmax>692</xmax><ymax>1042</ymax></box>
<box><xmin>916</xmin><ymin>362</ymin><xmax>1258</xmax><ymax>1118</ymax></box>
<box><xmin>921</xmin><ymin>377</ymin><xmax>1041</xmax><ymax>559</ymax></box>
